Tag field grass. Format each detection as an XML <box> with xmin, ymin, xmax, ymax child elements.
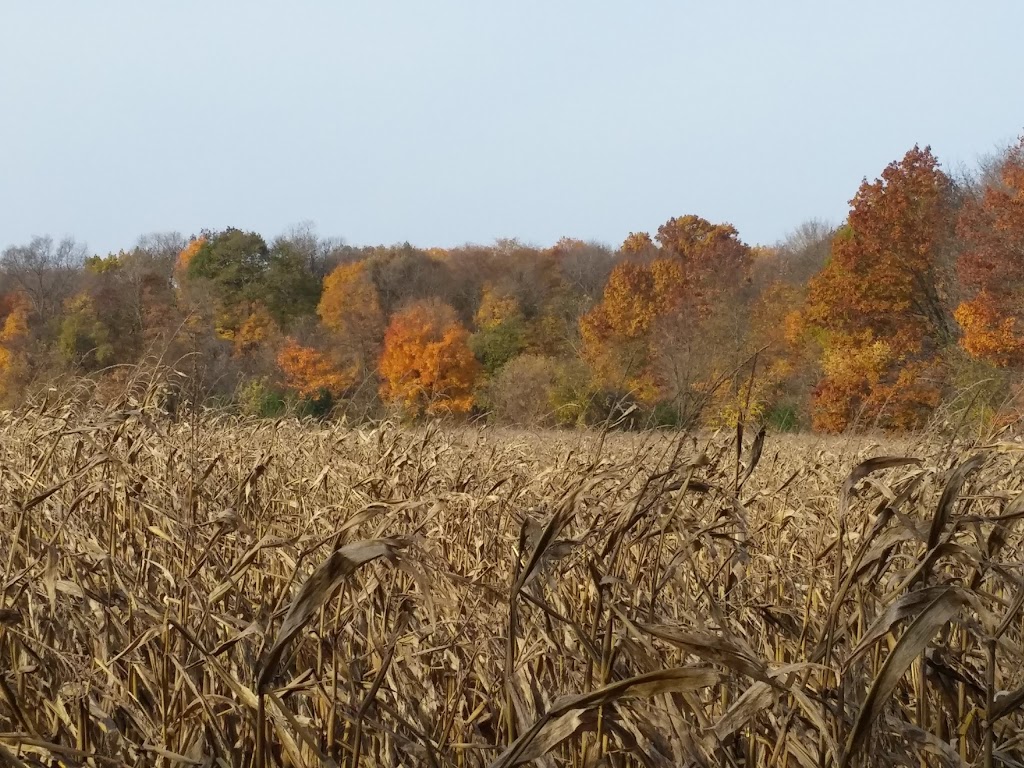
<box><xmin>2</xmin><ymin>388</ymin><xmax>1024</xmax><ymax>766</ymax></box>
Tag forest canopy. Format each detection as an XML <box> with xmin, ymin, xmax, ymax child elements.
<box><xmin>4</xmin><ymin>136</ymin><xmax>1024</xmax><ymax>432</ymax></box>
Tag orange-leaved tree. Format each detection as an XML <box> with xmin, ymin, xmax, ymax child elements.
<box><xmin>317</xmin><ymin>260</ymin><xmax>385</xmax><ymax>371</ymax></box>
<box><xmin>954</xmin><ymin>136</ymin><xmax>1024</xmax><ymax>367</ymax></box>
<box><xmin>175</xmin><ymin>236</ymin><xmax>206</xmax><ymax>277</ymax></box>
<box><xmin>581</xmin><ymin>217</ymin><xmax>752</xmax><ymax>409</ymax></box>
<box><xmin>954</xmin><ymin>293</ymin><xmax>1021</xmax><ymax>368</ymax></box>
<box><xmin>379</xmin><ymin>299</ymin><xmax>479</xmax><ymax>415</ymax></box>
<box><xmin>277</xmin><ymin>338</ymin><xmax>356</xmax><ymax>400</ymax></box>
<box><xmin>804</xmin><ymin>145</ymin><xmax>956</xmax><ymax>431</ymax></box>
<box><xmin>580</xmin><ymin>258</ymin><xmax>685</xmax><ymax>403</ymax></box>
<box><xmin>0</xmin><ymin>293</ymin><xmax>32</xmax><ymax>402</ymax></box>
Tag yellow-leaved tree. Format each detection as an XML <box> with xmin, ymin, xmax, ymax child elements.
<box><xmin>233</xmin><ymin>305</ymin><xmax>278</xmax><ymax>357</ymax></box>
<box><xmin>474</xmin><ymin>282</ymin><xmax>521</xmax><ymax>330</ymax></box>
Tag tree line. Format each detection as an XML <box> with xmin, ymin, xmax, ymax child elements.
<box><xmin>3</xmin><ymin>135</ymin><xmax>1024</xmax><ymax>432</ymax></box>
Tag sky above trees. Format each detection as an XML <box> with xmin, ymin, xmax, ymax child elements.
<box><xmin>2</xmin><ymin>1</ymin><xmax>1023</xmax><ymax>255</ymax></box>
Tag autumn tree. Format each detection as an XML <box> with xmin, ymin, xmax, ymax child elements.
<box><xmin>804</xmin><ymin>145</ymin><xmax>957</xmax><ymax>431</ymax></box>
<box><xmin>233</xmin><ymin>305</ymin><xmax>278</xmax><ymax>357</ymax></box>
<box><xmin>175</xmin><ymin>236</ymin><xmax>206</xmax><ymax>276</ymax></box>
<box><xmin>725</xmin><ymin>277</ymin><xmax>818</xmax><ymax>429</ymax></box>
<box><xmin>468</xmin><ymin>283</ymin><xmax>527</xmax><ymax>375</ymax></box>
<box><xmin>438</xmin><ymin>245</ymin><xmax>505</xmax><ymax>321</ymax></box>
<box><xmin>954</xmin><ymin>136</ymin><xmax>1024</xmax><ymax>367</ymax></box>
<box><xmin>954</xmin><ymin>296</ymin><xmax>1021</xmax><ymax>368</ymax></box>
<box><xmin>317</xmin><ymin>260</ymin><xmax>385</xmax><ymax>375</ymax></box>
<box><xmin>442</xmin><ymin>239</ymin><xmax>581</xmax><ymax>357</ymax></box>
<box><xmin>581</xmin><ymin>217</ymin><xmax>757</xmax><ymax>422</ymax></box>
<box><xmin>379</xmin><ymin>299</ymin><xmax>479</xmax><ymax>416</ymax></box>
<box><xmin>474</xmin><ymin>282</ymin><xmax>521</xmax><ymax>330</ymax></box>
<box><xmin>580</xmin><ymin>259</ymin><xmax>686</xmax><ymax>403</ymax></box>
<box><xmin>581</xmin><ymin>216</ymin><xmax>752</xmax><ymax>420</ymax></box>
<box><xmin>655</xmin><ymin>215</ymin><xmax>753</xmax><ymax>314</ymax></box>
<box><xmin>621</xmin><ymin>231</ymin><xmax>656</xmax><ymax>257</ymax></box>
<box><xmin>0</xmin><ymin>293</ymin><xmax>32</xmax><ymax>402</ymax></box>
<box><xmin>714</xmin><ymin>222</ymin><xmax>838</xmax><ymax>429</ymax></box>
<box><xmin>277</xmin><ymin>338</ymin><xmax>355</xmax><ymax>400</ymax></box>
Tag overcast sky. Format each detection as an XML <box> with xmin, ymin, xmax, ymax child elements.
<box><xmin>2</xmin><ymin>1</ymin><xmax>1022</xmax><ymax>255</ymax></box>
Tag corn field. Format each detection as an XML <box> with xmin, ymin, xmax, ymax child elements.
<box><xmin>2</xmin><ymin>382</ymin><xmax>1024</xmax><ymax>766</ymax></box>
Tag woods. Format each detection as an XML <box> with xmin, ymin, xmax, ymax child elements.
<box><xmin>3</xmin><ymin>137</ymin><xmax>1024</xmax><ymax>432</ymax></box>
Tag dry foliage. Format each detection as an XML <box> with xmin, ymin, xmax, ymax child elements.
<box><xmin>2</xmin><ymin>374</ymin><xmax>1024</xmax><ymax>766</ymax></box>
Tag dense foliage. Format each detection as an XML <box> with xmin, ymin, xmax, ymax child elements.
<box><xmin>5</xmin><ymin>136</ymin><xmax>1024</xmax><ymax>431</ymax></box>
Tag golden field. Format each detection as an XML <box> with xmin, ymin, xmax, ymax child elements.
<box><xmin>1</xmin><ymin>388</ymin><xmax>1023</xmax><ymax>767</ymax></box>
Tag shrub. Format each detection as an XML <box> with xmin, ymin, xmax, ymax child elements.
<box><xmin>237</xmin><ymin>377</ymin><xmax>286</xmax><ymax>418</ymax></box>
<box><xmin>550</xmin><ymin>358</ymin><xmax>602</xmax><ymax>427</ymax></box>
<box><xmin>766</xmin><ymin>402</ymin><xmax>800</xmax><ymax>432</ymax></box>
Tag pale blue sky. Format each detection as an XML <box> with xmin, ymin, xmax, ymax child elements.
<box><xmin>2</xmin><ymin>2</ymin><xmax>1022</xmax><ymax>255</ymax></box>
